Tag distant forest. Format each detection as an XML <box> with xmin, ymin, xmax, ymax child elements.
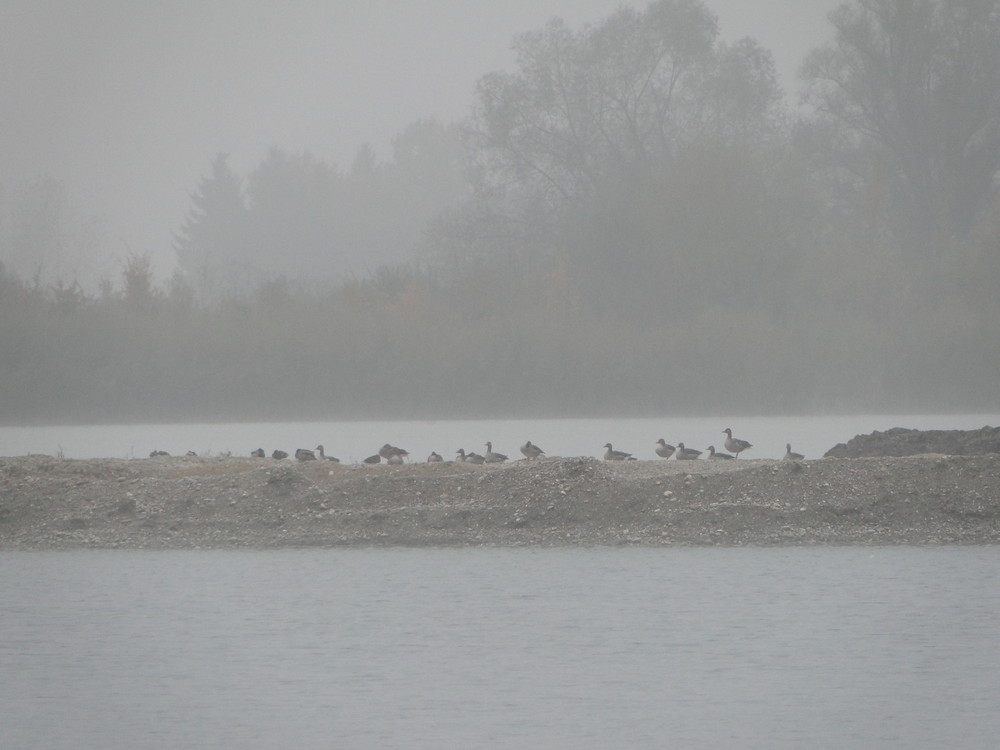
<box><xmin>2</xmin><ymin>0</ymin><xmax>999</xmax><ymax>424</ymax></box>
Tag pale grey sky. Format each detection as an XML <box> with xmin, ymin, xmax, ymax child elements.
<box><xmin>0</xmin><ymin>0</ymin><xmax>837</xmax><ymax>284</ymax></box>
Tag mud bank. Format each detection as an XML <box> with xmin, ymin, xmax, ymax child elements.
<box><xmin>1</xmin><ymin>454</ymin><xmax>998</xmax><ymax>548</ymax></box>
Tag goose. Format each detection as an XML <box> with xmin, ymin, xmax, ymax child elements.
<box><xmin>603</xmin><ymin>443</ymin><xmax>632</xmax><ymax>461</ymax></box>
<box><xmin>520</xmin><ymin>440</ymin><xmax>545</xmax><ymax>460</ymax></box>
<box><xmin>457</xmin><ymin>448</ymin><xmax>484</xmax><ymax>464</ymax></box>
<box><xmin>655</xmin><ymin>439</ymin><xmax>676</xmax><ymax>460</ymax></box>
<box><xmin>272</xmin><ymin>450</ymin><xmax>288</xmax><ymax>460</ymax></box>
<box><xmin>295</xmin><ymin>448</ymin><xmax>317</xmax><ymax>461</ymax></box>
<box><xmin>707</xmin><ymin>445</ymin><xmax>734</xmax><ymax>460</ymax></box>
<box><xmin>427</xmin><ymin>451</ymin><xmax>444</xmax><ymax>463</ymax></box>
<box><xmin>362</xmin><ymin>454</ymin><xmax>382</xmax><ymax>464</ymax></box>
<box><xmin>378</xmin><ymin>443</ymin><xmax>409</xmax><ymax>461</ymax></box>
<box><xmin>315</xmin><ymin>445</ymin><xmax>340</xmax><ymax>462</ymax></box>
<box><xmin>676</xmin><ymin>443</ymin><xmax>702</xmax><ymax>460</ymax></box>
<box><xmin>484</xmin><ymin>442</ymin><xmax>508</xmax><ymax>463</ymax></box>
<box><xmin>722</xmin><ymin>428</ymin><xmax>752</xmax><ymax>458</ymax></box>
<box><xmin>250</xmin><ymin>448</ymin><xmax>265</xmax><ymax>458</ymax></box>
<box><xmin>386</xmin><ymin>453</ymin><xmax>404</xmax><ymax>465</ymax></box>
<box><xmin>185</xmin><ymin>451</ymin><xmax>197</xmax><ymax>457</ymax></box>
<box><xmin>784</xmin><ymin>443</ymin><xmax>805</xmax><ymax>460</ymax></box>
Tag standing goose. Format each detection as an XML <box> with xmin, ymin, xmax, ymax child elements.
<box><xmin>378</xmin><ymin>443</ymin><xmax>409</xmax><ymax>461</ymax></box>
<box><xmin>603</xmin><ymin>443</ymin><xmax>632</xmax><ymax>461</ymax></box>
<box><xmin>315</xmin><ymin>445</ymin><xmax>340</xmax><ymax>462</ymax></box>
<box><xmin>520</xmin><ymin>441</ymin><xmax>545</xmax><ymax>460</ymax></box>
<box><xmin>295</xmin><ymin>448</ymin><xmax>317</xmax><ymax>461</ymax></box>
<box><xmin>707</xmin><ymin>445</ymin><xmax>734</xmax><ymax>460</ymax></box>
<box><xmin>784</xmin><ymin>443</ymin><xmax>805</xmax><ymax>460</ymax></box>
<box><xmin>427</xmin><ymin>451</ymin><xmax>444</xmax><ymax>463</ymax></box>
<box><xmin>722</xmin><ymin>428</ymin><xmax>752</xmax><ymax>458</ymax></box>
<box><xmin>655</xmin><ymin>439</ymin><xmax>676</xmax><ymax>460</ymax></box>
<box><xmin>676</xmin><ymin>443</ymin><xmax>702</xmax><ymax>460</ymax></box>
<box><xmin>484</xmin><ymin>442</ymin><xmax>508</xmax><ymax>463</ymax></box>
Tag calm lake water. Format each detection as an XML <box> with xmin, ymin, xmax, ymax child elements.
<box><xmin>1</xmin><ymin>414</ymin><xmax>998</xmax><ymax>461</ymax></box>
<box><xmin>2</xmin><ymin>547</ymin><xmax>999</xmax><ymax>749</ymax></box>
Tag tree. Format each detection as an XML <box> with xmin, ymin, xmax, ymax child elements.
<box><xmin>174</xmin><ymin>154</ymin><xmax>249</xmax><ymax>300</ymax></box>
<box><xmin>802</xmin><ymin>0</ymin><xmax>1000</xmax><ymax>250</ymax></box>
<box><xmin>0</xmin><ymin>177</ymin><xmax>107</xmax><ymax>291</ymax></box>
<box><xmin>467</xmin><ymin>0</ymin><xmax>783</xmax><ymax>207</ymax></box>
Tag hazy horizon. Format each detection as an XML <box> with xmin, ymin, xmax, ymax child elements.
<box><xmin>2</xmin><ymin>0</ymin><xmax>836</xmax><ymax>286</ymax></box>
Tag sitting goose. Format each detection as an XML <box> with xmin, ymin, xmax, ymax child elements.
<box><xmin>707</xmin><ymin>445</ymin><xmax>734</xmax><ymax>460</ymax></box>
<box><xmin>457</xmin><ymin>448</ymin><xmax>485</xmax><ymax>464</ymax></box>
<box><xmin>427</xmin><ymin>451</ymin><xmax>444</xmax><ymax>463</ymax></box>
<box><xmin>484</xmin><ymin>441</ymin><xmax>508</xmax><ymax>463</ymax></box>
<box><xmin>315</xmin><ymin>445</ymin><xmax>340</xmax><ymax>462</ymax></box>
<box><xmin>149</xmin><ymin>450</ymin><xmax>170</xmax><ymax>457</ymax></box>
<box><xmin>362</xmin><ymin>453</ymin><xmax>382</xmax><ymax>464</ymax></box>
<box><xmin>722</xmin><ymin>428</ymin><xmax>752</xmax><ymax>458</ymax></box>
<box><xmin>295</xmin><ymin>448</ymin><xmax>317</xmax><ymax>461</ymax></box>
<box><xmin>676</xmin><ymin>443</ymin><xmax>702</xmax><ymax>460</ymax></box>
<box><xmin>603</xmin><ymin>443</ymin><xmax>632</xmax><ymax>461</ymax></box>
<box><xmin>655</xmin><ymin>439</ymin><xmax>676</xmax><ymax>460</ymax></box>
<box><xmin>250</xmin><ymin>448</ymin><xmax>265</xmax><ymax>458</ymax></box>
<box><xmin>272</xmin><ymin>450</ymin><xmax>288</xmax><ymax>460</ymax></box>
<box><xmin>520</xmin><ymin>441</ymin><xmax>545</xmax><ymax>460</ymax></box>
<box><xmin>378</xmin><ymin>443</ymin><xmax>409</xmax><ymax>461</ymax></box>
<box><xmin>784</xmin><ymin>443</ymin><xmax>805</xmax><ymax>460</ymax></box>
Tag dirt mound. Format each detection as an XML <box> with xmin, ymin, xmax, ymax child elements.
<box><xmin>824</xmin><ymin>426</ymin><xmax>1000</xmax><ymax>458</ymax></box>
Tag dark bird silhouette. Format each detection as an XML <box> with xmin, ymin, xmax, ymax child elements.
<box><xmin>603</xmin><ymin>443</ymin><xmax>632</xmax><ymax>461</ymax></box>
<box><xmin>520</xmin><ymin>441</ymin><xmax>545</xmax><ymax>459</ymax></box>
<box><xmin>707</xmin><ymin>445</ymin><xmax>734</xmax><ymax>460</ymax></box>
<box><xmin>484</xmin><ymin>441</ymin><xmax>508</xmax><ymax>463</ymax></box>
<box><xmin>723</xmin><ymin>428</ymin><xmax>752</xmax><ymax>458</ymax></box>
<box><xmin>655</xmin><ymin>439</ymin><xmax>675</xmax><ymax>460</ymax></box>
<box><xmin>784</xmin><ymin>443</ymin><xmax>805</xmax><ymax>460</ymax></box>
<box><xmin>272</xmin><ymin>450</ymin><xmax>288</xmax><ymax>460</ymax></box>
<box><xmin>378</xmin><ymin>443</ymin><xmax>409</xmax><ymax>461</ymax></box>
<box><xmin>676</xmin><ymin>443</ymin><xmax>702</xmax><ymax>460</ymax></box>
<box><xmin>315</xmin><ymin>445</ymin><xmax>339</xmax><ymax>462</ymax></box>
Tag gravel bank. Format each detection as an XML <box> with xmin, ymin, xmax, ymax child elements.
<box><xmin>2</xmin><ymin>453</ymin><xmax>998</xmax><ymax>548</ymax></box>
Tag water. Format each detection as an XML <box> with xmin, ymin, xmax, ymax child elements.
<box><xmin>1</xmin><ymin>413</ymin><xmax>997</xmax><ymax>461</ymax></box>
<box><xmin>2</xmin><ymin>547</ymin><xmax>999</xmax><ymax>749</ymax></box>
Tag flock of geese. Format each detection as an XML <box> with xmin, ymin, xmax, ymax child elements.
<box><xmin>226</xmin><ymin>429</ymin><xmax>806</xmax><ymax>465</ymax></box>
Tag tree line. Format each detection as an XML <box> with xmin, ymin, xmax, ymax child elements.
<box><xmin>2</xmin><ymin>0</ymin><xmax>998</xmax><ymax>424</ymax></box>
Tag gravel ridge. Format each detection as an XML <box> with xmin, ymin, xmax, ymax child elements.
<box><xmin>2</xmin><ymin>452</ymin><xmax>998</xmax><ymax>548</ymax></box>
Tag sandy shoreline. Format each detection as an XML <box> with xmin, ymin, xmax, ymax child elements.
<box><xmin>1</xmin><ymin>453</ymin><xmax>998</xmax><ymax>548</ymax></box>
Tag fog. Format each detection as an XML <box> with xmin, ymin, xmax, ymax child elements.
<box><xmin>1</xmin><ymin>0</ymin><xmax>833</xmax><ymax>284</ymax></box>
<box><xmin>2</xmin><ymin>0</ymin><xmax>998</xmax><ymax>423</ymax></box>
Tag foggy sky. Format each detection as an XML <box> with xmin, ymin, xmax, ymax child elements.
<box><xmin>1</xmin><ymin>0</ymin><xmax>836</xmax><ymax>285</ymax></box>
